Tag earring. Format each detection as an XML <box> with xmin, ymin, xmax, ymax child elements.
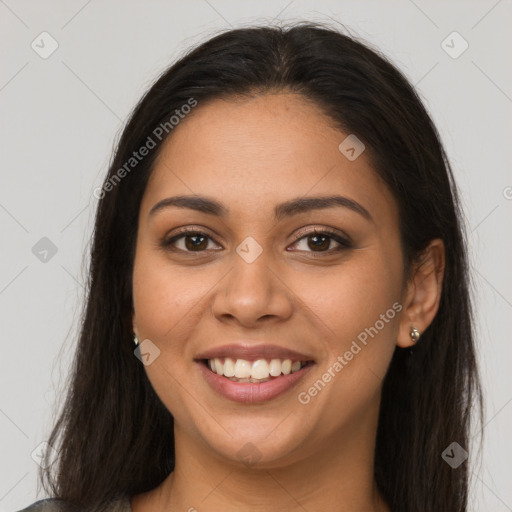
<box><xmin>410</xmin><ymin>326</ymin><xmax>421</xmax><ymax>343</ymax></box>
<box><xmin>133</xmin><ymin>333</ymin><xmax>139</xmax><ymax>346</ymax></box>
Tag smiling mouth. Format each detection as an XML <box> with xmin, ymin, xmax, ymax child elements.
<box><xmin>201</xmin><ymin>357</ymin><xmax>315</xmax><ymax>383</ymax></box>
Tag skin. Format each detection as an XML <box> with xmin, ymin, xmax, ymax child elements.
<box><xmin>130</xmin><ymin>93</ymin><xmax>445</xmax><ymax>512</ymax></box>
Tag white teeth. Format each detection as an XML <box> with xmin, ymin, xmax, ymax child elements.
<box><xmin>234</xmin><ymin>359</ymin><xmax>252</xmax><ymax>378</ymax></box>
<box><xmin>207</xmin><ymin>357</ymin><xmax>307</xmax><ymax>380</ymax></box>
<box><xmin>213</xmin><ymin>358</ymin><xmax>223</xmax><ymax>375</ymax></box>
<box><xmin>223</xmin><ymin>357</ymin><xmax>235</xmax><ymax>377</ymax></box>
<box><xmin>281</xmin><ymin>359</ymin><xmax>292</xmax><ymax>375</ymax></box>
<box><xmin>251</xmin><ymin>360</ymin><xmax>270</xmax><ymax>380</ymax></box>
<box><xmin>269</xmin><ymin>359</ymin><xmax>282</xmax><ymax>377</ymax></box>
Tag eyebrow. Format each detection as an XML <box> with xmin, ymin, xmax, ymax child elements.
<box><xmin>149</xmin><ymin>194</ymin><xmax>372</xmax><ymax>222</ymax></box>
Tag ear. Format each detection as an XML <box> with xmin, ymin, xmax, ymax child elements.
<box><xmin>397</xmin><ymin>238</ymin><xmax>445</xmax><ymax>348</ymax></box>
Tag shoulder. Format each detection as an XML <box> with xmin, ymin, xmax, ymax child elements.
<box><xmin>16</xmin><ymin>499</ymin><xmax>65</xmax><ymax>512</ymax></box>
<box><xmin>17</xmin><ymin>496</ymin><xmax>132</xmax><ymax>512</ymax></box>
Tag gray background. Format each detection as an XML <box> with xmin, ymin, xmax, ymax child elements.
<box><xmin>1</xmin><ymin>1</ymin><xmax>511</xmax><ymax>511</ymax></box>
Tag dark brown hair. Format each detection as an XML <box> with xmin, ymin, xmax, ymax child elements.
<box><xmin>39</xmin><ymin>22</ymin><xmax>482</xmax><ymax>512</ymax></box>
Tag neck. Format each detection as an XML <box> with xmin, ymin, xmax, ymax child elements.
<box><xmin>132</xmin><ymin>409</ymin><xmax>389</xmax><ymax>512</ymax></box>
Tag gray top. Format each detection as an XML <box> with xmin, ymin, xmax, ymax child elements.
<box><xmin>17</xmin><ymin>496</ymin><xmax>132</xmax><ymax>512</ymax></box>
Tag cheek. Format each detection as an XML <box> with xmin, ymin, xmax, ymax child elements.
<box><xmin>132</xmin><ymin>249</ymin><xmax>210</xmax><ymax>417</ymax></box>
<box><xmin>306</xmin><ymin>251</ymin><xmax>401</xmax><ymax>335</ymax></box>
<box><xmin>133</xmin><ymin>246</ymin><xmax>207</xmax><ymax>340</ymax></box>
<box><xmin>299</xmin><ymin>248</ymin><xmax>403</xmax><ymax>382</ymax></box>
<box><xmin>296</xmin><ymin>250</ymin><xmax>402</xmax><ymax>414</ymax></box>
<box><xmin>290</xmin><ymin>292</ymin><xmax>399</xmax><ymax>439</ymax></box>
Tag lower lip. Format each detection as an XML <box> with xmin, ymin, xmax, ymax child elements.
<box><xmin>197</xmin><ymin>361</ymin><xmax>314</xmax><ymax>403</ymax></box>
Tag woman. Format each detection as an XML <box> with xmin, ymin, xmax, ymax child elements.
<box><xmin>20</xmin><ymin>22</ymin><xmax>482</xmax><ymax>512</ymax></box>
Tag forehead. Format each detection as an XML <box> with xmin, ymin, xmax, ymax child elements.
<box><xmin>142</xmin><ymin>93</ymin><xmax>397</xmax><ymax>224</ymax></box>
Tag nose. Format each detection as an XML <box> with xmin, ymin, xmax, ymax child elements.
<box><xmin>211</xmin><ymin>249</ymin><xmax>294</xmax><ymax>329</ymax></box>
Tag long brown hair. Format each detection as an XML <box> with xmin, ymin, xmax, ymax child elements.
<box><xmin>39</xmin><ymin>22</ymin><xmax>482</xmax><ymax>512</ymax></box>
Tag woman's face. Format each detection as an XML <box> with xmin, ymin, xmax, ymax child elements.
<box><xmin>132</xmin><ymin>93</ymin><xmax>407</xmax><ymax>468</ymax></box>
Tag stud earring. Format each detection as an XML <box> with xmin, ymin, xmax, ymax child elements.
<box><xmin>133</xmin><ymin>334</ymin><xmax>139</xmax><ymax>346</ymax></box>
<box><xmin>410</xmin><ymin>326</ymin><xmax>421</xmax><ymax>343</ymax></box>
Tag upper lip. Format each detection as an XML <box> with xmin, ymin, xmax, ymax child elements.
<box><xmin>194</xmin><ymin>343</ymin><xmax>314</xmax><ymax>362</ymax></box>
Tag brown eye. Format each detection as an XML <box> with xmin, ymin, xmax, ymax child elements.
<box><xmin>183</xmin><ymin>233</ymin><xmax>209</xmax><ymax>251</ymax></box>
<box><xmin>289</xmin><ymin>228</ymin><xmax>352</xmax><ymax>253</ymax></box>
<box><xmin>163</xmin><ymin>230</ymin><xmax>220</xmax><ymax>252</ymax></box>
<box><xmin>306</xmin><ymin>233</ymin><xmax>331</xmax><ymax>251</ymax></box>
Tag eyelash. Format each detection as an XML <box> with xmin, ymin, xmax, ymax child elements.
<box><xmin>161</xmin><ymin>227</ymin><xmax>352</xmax><ymax>255</ymax></box>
